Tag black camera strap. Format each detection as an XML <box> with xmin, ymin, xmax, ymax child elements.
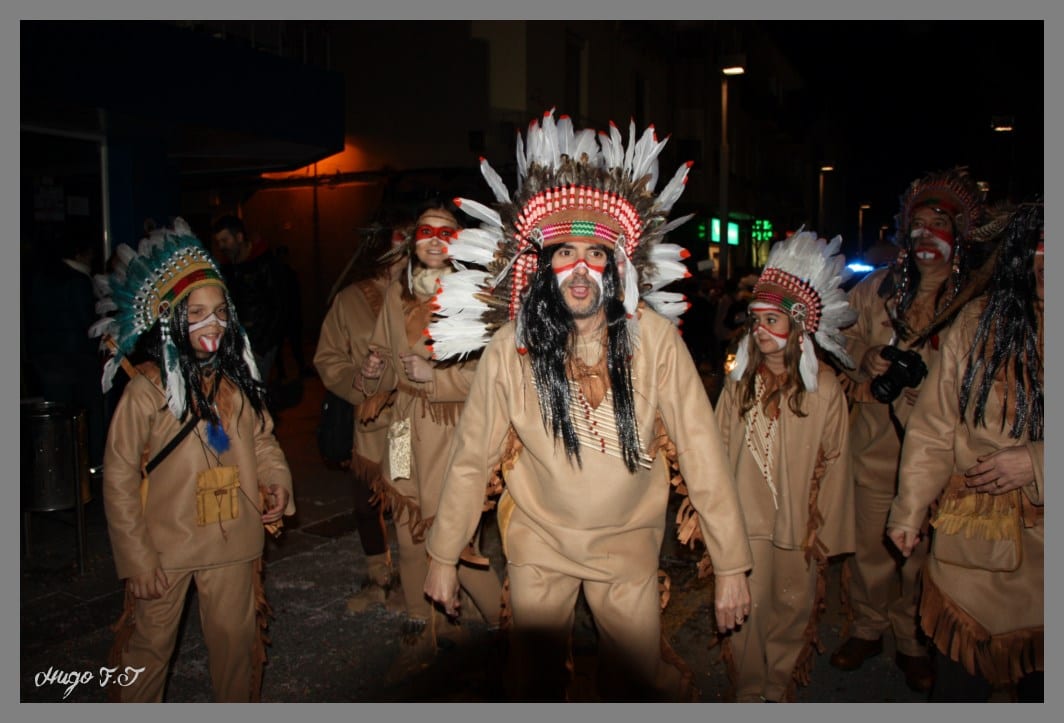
<box><xmin>886</xmin><ymin>402</ymin><xmax>906</xmax><ymax>443</ymax></box>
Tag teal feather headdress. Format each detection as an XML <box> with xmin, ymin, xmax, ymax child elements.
<box><xmin>89</xmin><ymin>218</ymin><xmax>260</xmax><ymax>418</ymax></box>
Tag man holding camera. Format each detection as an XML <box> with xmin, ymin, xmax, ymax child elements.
<box><xmin>830</xmin><ymin>168</ymin><xmax>992</xmax><ymax>693</ymax></box>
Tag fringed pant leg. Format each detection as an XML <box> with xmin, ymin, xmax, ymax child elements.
<box><xmin>107</xmin><ymin>569</ymin><xmax>194</xmax><ymax>702</ymax></box>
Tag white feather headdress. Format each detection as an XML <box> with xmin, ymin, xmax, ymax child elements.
<box><xmin>427</xmin><ymin>108</ymin><xmax>695</xmax><ymax>360</ymax></box>
<box><xmin>729</xmin><ymin>229</ymin><xmax>857</xmax><ymax>391</ymax></box>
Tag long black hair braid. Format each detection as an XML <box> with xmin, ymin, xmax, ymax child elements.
<box><xmin>959</xmin><ymin>201</ymin><xmax>1043</xmax><ymax>441</ymax></box>
<box><xmin>519</xmin><ymin>244</ymin><xmax>641</xmax><ymax>472</ymax></box>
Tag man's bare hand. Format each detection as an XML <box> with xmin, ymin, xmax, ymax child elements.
<box><xmin>964</xmin><ymin>447</ymin><xmax>1035</xmax><ymax>495</ymax></box>
<box><xmin>861</xmin><ymin>345</ymin><xmax>891</xmax><ymax>378</ymax></box>
<box><xmin>361</xmin><ymin>350</ymin><xmax>384</xmax><ymax>380</ymax></box>
<box><xmin>714</xmin><ymin>572</ymin><xmax>751</xmax><ymax>633</ymax></box>
<box><xmin>399</xmin><ymin>352</ymin><xmax>434</xmax><ymax>383</ymax></box>
<box><xmin>887</xmin><ymin>527</ymin><xmax>921</xmax><ymax>558</ymax></box>
<box><xmin>423</xmin><ymin>558</ymin><xmax>461</xmax><ymax>617</ymax></box>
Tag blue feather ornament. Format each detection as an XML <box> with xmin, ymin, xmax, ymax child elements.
<box><xmin>206</xmin><ymin>421</ymin><xmax>230</xmax><ymax>454</ymax></box>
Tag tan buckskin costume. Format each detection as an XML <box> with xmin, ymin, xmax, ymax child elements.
<box><xmin>423</xmin><ymin>109</ymin><xmax>752</xmax><ymax>701</ymax></box>
<box><xmin>840</xmin><ymin>265</ymin><xmax>937</xmax><ymax>655</ymax></box>
<box><xmin>889</xmin><ymin>300</ymin><xmax>1043</xmax><ymax>686</ymax></box>
<box><xmin>104</xmin><ymin>364</ymin><xmax>294</xmax><ymax>702</ymax></box>
<box><xmin>716</xmin><ymin>364</ymin><xmax>854</xmax><ymax>701</ymax></box>
<box><xmin>316</xmin><ymin>276</ymin><xmax>393</xmax><ymax>488</ymax></box>
<box><xmin>710</xmin><ymin>230</ymin><xmax>857</xmax><ymax>702</ymax></box>
<box><xmin>366</xmin><ymin>278</ymin><xmax>502</xmax><ymax>624</ymax></box>
<box><xmin>835</xmin><ymin>170</ymin><xmax>993</xmax><ymax>681</ymax></box>
<box><xmin>314</xmin><ymin>275</ymin><xmax>394</xmax><ymax>592</ymax></box>
<box><xmin>91</xmin><ymin>219</ymin><xmax>295</xmax><ymax>703</ymax></box>
<box><xmin>427</xmin><ymin>311</ymin><xmax>752</xmax><ymax>699</ymax></box>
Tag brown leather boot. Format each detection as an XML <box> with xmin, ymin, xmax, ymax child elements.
<box><xmin>895</xmin><ymin>652</ymin><xmax>934</xmax><ymax>692</ymax></box>
<box><xmin>345</xmin><ymin>553</ymin><xmax>395</xmax><ymax>614</ymax></box>
<box><xmin>829</xmin><ymin>636</ymin><xmax>883</xmax><ymax>670</ymax></box>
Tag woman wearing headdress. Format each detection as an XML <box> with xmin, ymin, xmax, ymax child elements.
<box><xmin>713</xmin><ymin>231</ymin><xmax>857</xmax><ymax>702</ymax></box>
<box><xmin>92</xmin><ymin>219</ymin><xmax>294</xmax><ymax>702</ymax></box>
<box><xmin>357</xmin><ymin>200</ymin><xmax>503</xmax><ymax>650</ymax></box>
<box><xmin>888</xmin><ymin>201</ymin><xmax>1043</xmax><ymax>702</ymax></box>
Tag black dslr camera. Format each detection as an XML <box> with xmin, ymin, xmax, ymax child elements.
<box><xmin>870</xmin><ymin>345</ymin><xmax>928</xmax><ymax>404</ymax></box>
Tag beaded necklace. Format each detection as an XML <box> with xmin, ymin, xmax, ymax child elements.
<box><xmin>743</xmin><ymin>372</ymin><xmax>781</xmax><ymax>510</ymax></box>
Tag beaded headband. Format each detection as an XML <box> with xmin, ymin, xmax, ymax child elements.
<box><xmin>730</xmin><ymin>230</ymin><xmax>857</xmax><ymax>391</ymax></box>
<box><xmin>753</xmin><ymin>269</ymin><xmax>824</xmax><ymax>334</ymax></box>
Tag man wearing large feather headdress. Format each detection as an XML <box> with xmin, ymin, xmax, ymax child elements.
<box><xmin>422</xmin><ymin>109</ymin><xmax>752</xmax><ymax>701</ymax></box>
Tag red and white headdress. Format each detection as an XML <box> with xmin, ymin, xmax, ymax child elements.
<box><xmin>427</xmin><ymin>108</ymin><xmax>695</xmax><ymax>359</ymax></box>
<box><xmin>730</xmin><ymin>230</ymin><xmax>857</xmax><ymax>390</ymax></box>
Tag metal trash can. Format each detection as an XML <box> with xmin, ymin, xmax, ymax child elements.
<box><xmin>21</xmin><ymin>399</ymin><xmax>90</xmax><ymax>573</ymax></box>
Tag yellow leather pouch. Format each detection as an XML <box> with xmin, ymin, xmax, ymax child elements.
<box><xmin>196</xmin><ymin>466</ymin><xmax>241</xmax><ymax>526</ymax></box>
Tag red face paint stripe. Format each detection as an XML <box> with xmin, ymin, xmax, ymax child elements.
<box><xmin>553</xmin><ymin>260</ymin><xmax>607</xmax><ymax>274</ymax></box>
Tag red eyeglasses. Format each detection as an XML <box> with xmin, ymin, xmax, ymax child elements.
<box><xmin>414</xmin><ymin>225</ymin><xmax>459</xmax><ymax>242</ymax></box>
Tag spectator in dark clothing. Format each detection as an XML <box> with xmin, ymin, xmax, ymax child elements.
<box><xmin>211</xmin><ymin>215</ymin><xmax>285</xmax><ymax>385</ymax></box>
<box><xmin>273</xmin><ymin>245</ymin><xmax>314</xmax><ymax>379</ymax></box>
<box><xmin>27</xmin><ymin>232</ymin><xmax>106</xmax><ymax>472</ymax></box>
<box><xmin>712</xmin><ymin>269</ymin><xmax>760</xmax><ymax>367</ymax></box>
<box><xmin>680</xmin><ymin>276</ymin><xmax>715</xmax><ymax>370</ymax></box>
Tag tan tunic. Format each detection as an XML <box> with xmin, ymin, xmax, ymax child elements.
<box><xmin>103</xmin><ymin>365</ymin><xmax>295</xmax><ymax>580</ymax></box>
<box><xmin>427</xmin><ymin>309</ymin><xmax>752</xmax><ymax>581</ymax></box>
<box><xmin>314</xmin><ymin>276</ymin><xmax>393</xmax><ymax>470</ymax></box>
<box><xmin>889</xmin><ymin>301</ymin><xmax>1043</xmax><ymax>684</ymax></box>
<box><xmin>366</xmin><ymin>279</ymin><xmax>478</xmax><ymax>521</ymax></box>
<box><xmin>715</xmin><ymin>365</ymin><xmax>854</xmax><ymax>555</ymax></box>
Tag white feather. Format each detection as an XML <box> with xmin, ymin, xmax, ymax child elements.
<box><xmin>479</xmin><ymin>158</ymin><xmax>512</xmax><ymax>204</ymax></box>
<box><xmin>643</xmin><ymin>290</ymin><xmax>689</xmax><ymax>324</ymax></box>
<box><xmin>799</xmin><ymin>332</ymin><xmax>820</xmax><ymax>391</ymax></box>
<box><xmin>655</xmin><ymin>162</ymin><xmax>692</xmax><ymax>213</ymax></box>
<box><xmin>615</xmin><ymin>243</ymin><xmax>640</xmax><ymax>318</ymax></box>
<box><xmin>454</xmin><ymin>197</ymin><xmax>502</xmax><ymax>229</ymax></box>
<box><xmin>730</xmin><ymin>333</ymin><xmax>752</xmax><ymax>381</ymax></box>
<box><xmin>449</xmin><ymin>228</ymin><xmax>502</xmax><ymax>267</ymax></box>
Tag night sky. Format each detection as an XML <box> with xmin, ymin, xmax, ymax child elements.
<box><xmin>763</xmin><ymin>20</ymin><xmax>1043</xmax><ymax>238</ymax></box>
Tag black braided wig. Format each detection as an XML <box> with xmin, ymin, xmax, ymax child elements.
<box><xmin>520</xmin><ymin>244</ymin><xmax>641</xmax><ymax>472</ymax></box>
<box><xmin>959</xmin><ymin>202</ymin><xmax>1043</xmax><ymax>441</ymax></box>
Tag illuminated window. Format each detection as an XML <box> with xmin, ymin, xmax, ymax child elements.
<box><xmin>752</xmin><ymin>219</ymin><xmax>773</xmax><ymax>243</ymax></box>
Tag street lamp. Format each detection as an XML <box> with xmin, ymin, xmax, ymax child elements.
<box><xmin>857</xmin><ymin>203</ymin><xmax>871</xmax><ymax>256</ymax></box>
<box><xmin>718</xmin><ymin>54</ymin><xmax>745</xmax><ymax>281</ymax></box>
<box><xmin>818</xmin><ymin>164</ymin><xmax>834</xmax><ymax>233</ymax></box>
<box><xmin>990</xmin><ymin>115</ymin><xmax>1016</xmax><ymax>200</ymax></box>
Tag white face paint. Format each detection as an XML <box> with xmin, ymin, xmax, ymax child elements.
<box><xmin>188</xmin><ymin>313</ymin><xmax>228</xmax><ymax>353</ymax></box>
<box><xmin>750</xmin><ymin>302</ymin><xmax>790</xmax><ymax>350</ymax></box>
<box><xmin>553</xmin><ymin>259</ymin><xmax>605</xmax><ymax>296</ymax></box>
<box><xmin>910</xmin><ymin>228</ymin><xmax>953</xmax><ymax>263</ymax></box>
<box><xmin>188</xmin><ymin>312</ymin><xmax>229</xmax><ymax>333</ymax></box>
